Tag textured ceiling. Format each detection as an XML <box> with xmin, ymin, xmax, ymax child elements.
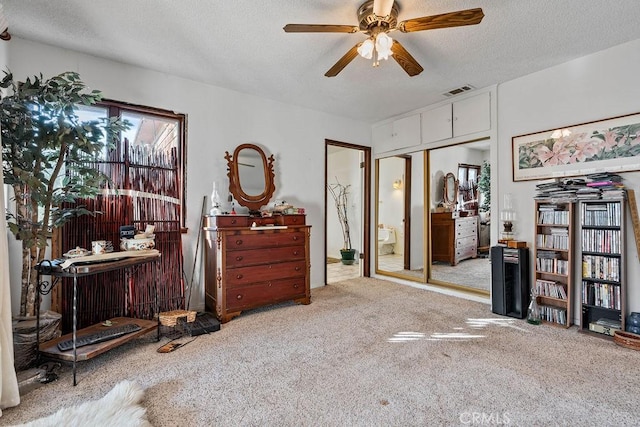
<box><xmin>3</xmin><ymin>0</ymin><xmax>640</xmax><ymax>123</ymax></box>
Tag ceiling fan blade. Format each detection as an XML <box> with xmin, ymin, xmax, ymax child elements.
<box><xmin>391</xmin><ymin>40</ymin><xmax>423</xmax><ymax>77</ymax></box>
<box><xmin>373</xmin><ymin>0</ymin><xmax>395</xmax><ymax>17</ymax></box>
<box><xmin>325</xmin><ymin>43</ymin><xmax>362</xmax><ymax>77</ymax></box>
<box><xmin>398</xmin><ymin>8</ymin><xmax>484</xmax><ymax>33</ymax></box>
<box><xmin>283</xmin><ymin>24</ymin><xmax>359</xmax><ymax>33</ymax></box>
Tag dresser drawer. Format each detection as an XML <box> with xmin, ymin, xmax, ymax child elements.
<box><xmin>226</xmin><ymin>232</ymin><xmax>305</xmax><ymax>250</ymax></box>
<box><xmin>226</xmin><ymin>246</ymin><xmax>305</xmax><ymax>268</ymax></box>
<box><xmin>227</xmin><ymin>260</ymin><xmax>306</xmax><ymax>286</ymax></box>
<box><xmin>226</xmin><ymin>278</ymin><xmax>306</xmax><ymax>311</ymax></box>
<box><xmin>455</xmin><ymin>220</ymin><xmax>477</xmax><ymax>237</ymax></box>
<box><xmin>211</xmin><ymin>215</ymin><xmax>249</xmax><ymax>227</ymax></box>
<box><xmin>456</xmin><ymin>235</ymin><xmax>477</xmax><ymax>249</ymax></box>
<box><xmin>456</xmin><ymin>244</ymin><xmax>477</xmax><ymax>261</ymax></box>
<box><xmin>279</xmin><ymin>214</ymin><xmax>306</xmax><ymax>225</ymax></box>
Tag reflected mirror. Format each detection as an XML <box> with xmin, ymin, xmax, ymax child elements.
<box><xmin>428</xmin><ymin>140</ymin><xmax>491</xmax><ymax>295</ymax></box>
<box><xmin>375</xmin><ymin>153</ymin><xmax>426</xmax><ymax>282</ymax></box>
<box><xmin>443</xmin><ymin>172</ymin><xmax>458</xmax><ymax>209</ymax></box>
<box><xmin>225</xmin><ymin>143</ymin><xmax>276</xmax><ymax>213</ymax></box>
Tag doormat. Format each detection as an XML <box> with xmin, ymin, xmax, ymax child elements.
<box><xmin>327</xmin><ymin>257</ymin><xmax>340</xmax><ymax>264</ymax></box>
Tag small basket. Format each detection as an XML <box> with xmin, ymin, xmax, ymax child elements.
<box><xmin>159</xmin><ymin>310</ymin><xmax>197</xmax><ymax>327</ymax></box>
<box><xmin>613</xmin><ymin>330</ymin><xmax>640</xmax><ymax>351</ymax></box>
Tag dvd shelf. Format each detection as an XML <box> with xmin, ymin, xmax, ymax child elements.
<box><xmin>579</xmin><ymin>197</ymin><xmax>626</xmax><ymax>338</ymax></box>
<box><xmin>533</xmin><ymin>201</ymin><xmax>574</xmax><ymax>328</ymax></box>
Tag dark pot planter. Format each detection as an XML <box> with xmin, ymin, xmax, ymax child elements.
<box><xmin>340</xmin><ymin>249</ymin><xmax>356</xmax><ymax>265</ymax></box>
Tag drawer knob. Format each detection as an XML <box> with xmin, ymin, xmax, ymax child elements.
<box><xmin>236</xmin><ymin>274</ymin><xmax>243</xmax><ymax>279</ymax></box>
<box><xmin>235</xmin><ymin>256</ymin><xmax>243</xmax><ymax>261</ymax></box>
<box><xmin>236</xmin><ymin>294</ymin><xmax>243</xmax><ymax>300</ymax></box>
<box><xmin>235</xmin><ymin>239</ymin><xmax>243</xmax><ymax>245</ymax></box>
<box><xmin>231</xmin><ymin>219</ymin><xmax>237</xmax><ymax>225</ymax></box>
<box><xmin>293</xmin><ymin>283</ymin><xmax>299</xmax><ymax>289</ymax></box>
<box><xmin>293</xmin><ymin>250</ymin><xmax>299</xmax><ymax>256</ymax></box>
<box><xmin>295</xmin><ymin>266</ymin><xmax>301</xmax><ymax>271</ymax></box>
<box><xmin>292</xmin><ymin>236</ymin><xmax>299</xmax><ymax>241</ymax></box>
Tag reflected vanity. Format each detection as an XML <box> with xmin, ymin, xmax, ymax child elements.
<box><xmin>203</xmin><ymin>144</ymin><xmax>311</xmax><ymax>322</ymax></box>
<box><xmin>431</xmin><ymin>171</ymin><xmax>477</xmax><ymax>265</ymax></box>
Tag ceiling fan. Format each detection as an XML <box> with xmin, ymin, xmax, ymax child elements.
<box><xmin>283</xmin><ymin>0</ymin><xmax>484</xmax><ymax>77</ymax></box>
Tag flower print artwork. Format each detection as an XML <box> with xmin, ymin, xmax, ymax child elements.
<box><xmin>513</xmin><ymin>113</ymin><xmax>640</xmax><ymax>181</ymax></box>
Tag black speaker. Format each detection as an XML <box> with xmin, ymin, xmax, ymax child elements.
<box><xmin>491</xmin><ymin>246</ymin><xmax>529</xmax><ymax>319</ymax></box>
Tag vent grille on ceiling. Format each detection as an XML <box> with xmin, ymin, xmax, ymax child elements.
<box><xmin>442</xmin><ymin>84</ymin><xmax>476</xmax><ymax>97</ymax></box>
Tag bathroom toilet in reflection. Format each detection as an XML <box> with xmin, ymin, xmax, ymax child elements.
<box><xmin>378</xmin><ymin>226</ymin><xmax>396</xmax><ymax>255</ymax></box>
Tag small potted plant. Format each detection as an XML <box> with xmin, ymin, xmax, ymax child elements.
<box><xmin>327</xmin><ymin>180</ymin><xmax>355</xmax><ymax>265</ymax></box>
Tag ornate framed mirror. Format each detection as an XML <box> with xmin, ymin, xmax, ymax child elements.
<box><xmin>442</xmin><ymin>172</ymin><xmax>458</xmax><ymax>210</ymax></box>
<box><xmin>225</xmin><ymin>143</ymin><xmax>276</xmax><ymax>213</ymax></box>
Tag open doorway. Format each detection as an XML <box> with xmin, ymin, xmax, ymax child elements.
<box><xmin>325</xmin><ymin>140</ymin><xmax>371</xmax><ymax>284</ymax></box>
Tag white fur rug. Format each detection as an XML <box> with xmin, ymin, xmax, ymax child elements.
<box><xmin>12</xmin><ymin>380</ymin><xmax>151</xmax><ymax>427</ymax></box>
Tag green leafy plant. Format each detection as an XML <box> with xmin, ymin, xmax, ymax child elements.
<box><xmin>478</xmin><ymin>160</ymin><xmax>490</xmax><ymax>212</ymax></box>
<box><xmin>1</xmin><ymin>71</ymin><xmax>129</xmax><ymax>317</ymax></box>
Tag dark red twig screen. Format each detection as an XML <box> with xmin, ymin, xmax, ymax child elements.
<box><xmin>55</xmin><ymin>140</ymin><xmax>184</xmax><ymax>333</ymax></box>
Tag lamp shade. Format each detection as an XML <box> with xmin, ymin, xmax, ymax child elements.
<box><xmin>357</xmin><ymin>38</ymin><xmax>374</xmax><ymax>59</ymax></box>
<box><xmin>375</xmin><ymin>33</ymin><xmax>393</xmax><ymax>60</ymax></box>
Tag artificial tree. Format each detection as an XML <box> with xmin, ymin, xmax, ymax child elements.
<box><xmin>478</xmin><ymin>160</ymin><xmax>491</xmax><ymax>213</ymax></box>
<box><xmin>1</xmin><ymin>71</ymin><xmax>128</xmax><ymax>317</ymax></box>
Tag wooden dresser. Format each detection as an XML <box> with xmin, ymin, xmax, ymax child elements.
<box><xmin>203</xmin><ymin>214</ymin><xmax>311</xmax><ymax>323</ymax></box>
<box><xmin>431</xmin><ymin>212</ymin><xmax>478</xmax><ymax>266</ymax></box>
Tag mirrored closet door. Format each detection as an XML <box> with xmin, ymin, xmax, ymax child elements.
<box><xmin>427</xmin><ymin>140</ymin><xmax>491</xmax><ymax>294</ymax></box>
<box><xmin>375</xmin><ymin>152</ymin><xmax>426</xmax><ymax>282</ymax></box>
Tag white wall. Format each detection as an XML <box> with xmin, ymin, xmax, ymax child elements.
<box><xmin>497</xmin><ymin>38</ymin><xmax>640</xmax><ymax>316</ymax></box>
<box><xmin>6</xmin><ymin>38</ymin><xmax>371</xmax><ymax>313</ymax></box>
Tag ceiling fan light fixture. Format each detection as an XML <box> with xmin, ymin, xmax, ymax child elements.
<box><xmin>284</xmin><ymin>1</ymin><xmax>483</xmax><ymax>77</ymax></box>
<box><xmin>357</xmin><ymin>38</ymin><xmax>375</xmax><ymax>59</ymax></box>
<box><xmin>358</xmin><ymin>33</ymin><xmax>393</xmax><ymax>66</ymax></box>
<box><xmin>375</xmin><ymin>32</ymin><xmax>393</xmax><ymax>60</ymax></box>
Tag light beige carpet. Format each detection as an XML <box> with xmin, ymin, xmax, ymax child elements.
<box><xmin>2</xmin><ymin>277</ymin><xmax>639</xmax><ymax>426</ymax></box>
<box><xmin>431</xmin><ymin>257</ymin><xmax>492</xmax><ymax>292</ymax></box>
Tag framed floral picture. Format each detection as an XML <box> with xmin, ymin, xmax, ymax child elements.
<box><xmin>512</xmin><ymin>112</ymin><xmax>640</xmax><ymax>181</ymax></box>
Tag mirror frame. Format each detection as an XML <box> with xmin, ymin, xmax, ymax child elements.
<box><xmin>225</xmin><ymin>143</ymin><xmax>276</xmax><ymax>212</ymax></box>
<box><xmin>442</xmin><ymin>172</ymin><xmax>458</xmax><ymax>209</ymax></box>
